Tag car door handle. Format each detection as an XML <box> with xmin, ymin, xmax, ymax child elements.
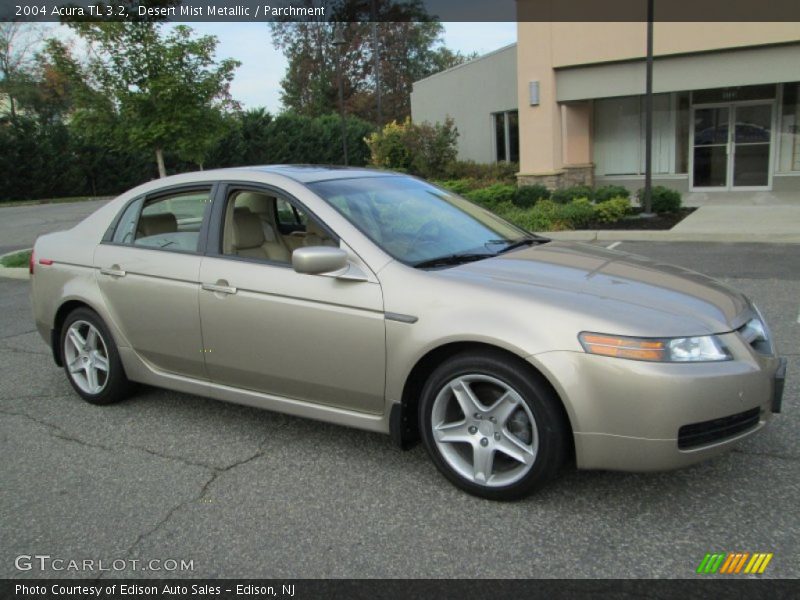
<box><xmin>202</xmin><ymin>283</ymin><xmax>237</xmax><ymax>295</ymax></box>
<box><xmin>100</xmin><ymin>267</ymin><xmax>126</xmax><ymax>278</ymax></box>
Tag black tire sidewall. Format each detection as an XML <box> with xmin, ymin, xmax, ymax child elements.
<box><xmin>419</xmin><ymin>351</ymin><xmax>568</xmax><ymax>501</ymax></box>
<box><xmin>60</xmin><ymin>308</ymin><xmax>131</xmax><ymax>405</ymax></box>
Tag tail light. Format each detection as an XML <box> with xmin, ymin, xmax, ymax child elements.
<box><xmin>29</xmin><ymin>249</ymin><xmax>35</xmax><ymax>275</ymax></box>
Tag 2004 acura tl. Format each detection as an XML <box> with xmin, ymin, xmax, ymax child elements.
<box><xmin>30</xmin><ymin>166</ymin><xmax>786</xmax><ymax>500</ymax></box>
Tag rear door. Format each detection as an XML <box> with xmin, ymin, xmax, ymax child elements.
<box><xmin>94</xmin><ymin>185</ymin><xmax>214</xmax><ymax>379</ymax></box>
<box><xmin>197</xmin><ymin>183</ymin><xmax>386</xmax><ymax>414</ymax></box>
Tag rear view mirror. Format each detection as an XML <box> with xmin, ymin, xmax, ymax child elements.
<box><xmin>292</xmin><ymin>246</ymin><xmax>348</xmax><ymax>275</ymax></box>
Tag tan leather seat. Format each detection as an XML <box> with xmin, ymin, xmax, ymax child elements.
<box><xmin>231</xmin><ymin>209</ymin><xmax>290</xmax><ymax>262</ymax></box>
<box><xmin>137</xmin><ymin>213</ymin><xmax>177</xmax><ymax>237</ymax></box>
<box><xmin>236</xmin><ymin>192</ymin><xmax>293</xmax><ymax>253</ymax></box>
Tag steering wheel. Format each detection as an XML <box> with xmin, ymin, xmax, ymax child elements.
<box><xmin>410</xmin><ymin>221</ymin><xmax>442</xmax><ymax>248</ymax></box>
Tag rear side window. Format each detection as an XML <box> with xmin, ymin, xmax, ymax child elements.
<box><xmin>111</xmin><ymin>188</ymin><xmax>211</xmax><ymax>253</ymax></box>
<box><xmin>112</xmin><ymin>198</ymin><xmax>143</xmax><ymax>244</ymax></box>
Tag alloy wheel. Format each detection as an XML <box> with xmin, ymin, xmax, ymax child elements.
<box><xmin>430</xmin><ymin>374</ymin><xmax>538</xmax><ymax>487</ymax></box>
<box><xmin>63</xmin><ymin>320</ymin><xmax>110</xmax><ymax>395</ymax></box>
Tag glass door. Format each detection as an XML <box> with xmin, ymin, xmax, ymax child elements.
<box><xmin>731</xmin><ymin>103</ymin><xmax>772</xmax><ymax>188</ymax></box>
<box><xmin>691</xmin><ymin>102</ymin><xmax>774</xmax><ymax>190</ymax></box>
<box><xmin>691</xmin><ymin>106</ymin><xmax>730</xmax><ymax>188</ymax></box>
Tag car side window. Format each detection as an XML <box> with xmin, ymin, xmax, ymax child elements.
<box><xmin>111</xmin><ymin>198</ymin><xmax>143</xmax><ymax>244</ymax></box>
<box><xmin>221</xmin><ymin>190</ymin><xmax>337</xmax><ymax>264</ymax></box>
<box><xmin>133</xmin><ymin>189</ymin><xmax>211</xmax><ymax>252</ymax></box>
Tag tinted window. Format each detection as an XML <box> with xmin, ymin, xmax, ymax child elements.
<box><xmin>133</xmin><ymin>189</ymin><xmax>211</xmax><ymax>252</ymax></box>
<box><xmin>112</xmin><ymin>198</ymin><xmax>143</xmax><ymax>244</ymax></box>
<box><xmin>221</xmin><ymin>190</ymin><xmax>335</xmax><ymax>264</ymax></box>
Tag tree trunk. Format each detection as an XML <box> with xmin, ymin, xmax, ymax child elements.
<box><xmin>155</xmin><ymin>148</ymin><xmax>166</xmax><ymax>178</ymax></box>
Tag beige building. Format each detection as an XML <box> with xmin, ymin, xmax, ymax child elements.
<box><xmin>411</xmin><ymin>22</ymin><xmax>800</xmax><ymax>193</ymax></box>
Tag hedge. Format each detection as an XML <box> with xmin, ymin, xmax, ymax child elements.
<box><xmin>637</xmin><ymin>186</ymin><xmax>682</xmax><ymax>213</ymax></box>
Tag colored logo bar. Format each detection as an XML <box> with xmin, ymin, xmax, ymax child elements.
<box><xmin>696</xmin><ymin>552</ymin><xmax>773</xmax><ymax>574</ymax></box>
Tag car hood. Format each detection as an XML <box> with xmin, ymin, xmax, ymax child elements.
<box><xmin>445</xmin><ymin>241</ymin><xmax>751</xmax><ymax>337</ymax></box>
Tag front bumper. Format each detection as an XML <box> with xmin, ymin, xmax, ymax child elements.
<box><xmin>531</xmin><ymin>335</ymin><xmax>784</xmax><ymax>472</ymax></box>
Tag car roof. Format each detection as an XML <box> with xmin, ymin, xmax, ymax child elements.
<box><xmin>241</xmin><ymin>165</ymin><xmax>397</xmax><ymax>184</ymax></box>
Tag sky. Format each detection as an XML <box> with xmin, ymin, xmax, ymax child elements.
<box><xmin>49</xmin><ymin>22</ymin><xmax>517</xmax><ymax>114</ymax></box>
<box><xmin>191</xmin><ymin>22</ymin><xmax>517</xmax><ymax>112</ymax></box>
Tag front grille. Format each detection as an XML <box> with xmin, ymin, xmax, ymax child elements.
<box><xmin>678</xmin><ymin>408</ymin><xmax>761</xmax><ymax>450</ymax></box>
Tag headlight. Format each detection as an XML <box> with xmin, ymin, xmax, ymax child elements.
<box><xmin>579</xmin><ymin>332</ymin><xmax>732</xmax><ymax>362</ymax></box>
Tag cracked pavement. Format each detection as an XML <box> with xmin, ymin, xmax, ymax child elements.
<box><xmin>0</xmin><ymin>241</ymin><xmax>798</xmax><ymax>578</ymax></box>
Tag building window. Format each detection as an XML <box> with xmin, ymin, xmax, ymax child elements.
<box><xmin>593</xmin><ymin>94</ymin><xmax>673</xmax><ymax>177</ymax></box>
<box><xmin>493</xmin><ymin>110</ymin><xmax>519</xmax><ymax>163</ymax></box>
<box><xmin>778</xmin><ymin>82</ymin><xmax>800</xmax><ymax>173</ymax></box>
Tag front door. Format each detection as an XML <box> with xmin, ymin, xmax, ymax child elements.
<box><xmin>691</xmin><ymin>102</ymin><xmax>774</xmax><ymax>190</ymax></box>
<box><xmin>197</xmin><ymin>186</ymin><xmax>387</xmax><ymax>414</ymax></box>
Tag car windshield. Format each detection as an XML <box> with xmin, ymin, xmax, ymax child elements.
<box><xmin>308</xmin><ymin>176</ymin><xmax>535</xmax><ymax>266</ymax></box>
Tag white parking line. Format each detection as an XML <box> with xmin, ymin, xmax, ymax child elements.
<box><xmin>797</xmin><ymin>307</ymin><xmax>800</xmax><ymax>324</ymax></box>
<box><xmin>606</xmin><ymin>241</ymin><xmax>622</xmax><ymax>250</ymax></box>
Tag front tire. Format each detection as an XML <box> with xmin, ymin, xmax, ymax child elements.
<box><xmin>60</xmin><ymin>308</ymin><xmax>134</xmax><ymax>405</ymax></box>
<box><xmin>419</xmin><ymin>351</ymin><xmax>568</xmax><ymax>500</ymax></box>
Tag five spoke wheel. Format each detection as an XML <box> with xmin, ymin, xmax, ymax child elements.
<box><xmin>63</xmin><ymin>320</ymin><xmax>110</xmax><ymax>395</ymax></box>
<box><xmin>431</xmin><ymin>374</ymin><xmax>538</xmax><ymax>488</ymax></box>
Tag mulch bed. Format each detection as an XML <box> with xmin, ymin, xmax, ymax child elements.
<box><xmin>583</xmin><ymin>208</ymin><xmax>696</xmax><ymax>231</ymax></box>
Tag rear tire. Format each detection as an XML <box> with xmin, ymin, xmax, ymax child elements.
<box><xmin>60</xmin><ymin>308</ymin><xmax>134</xmax><ymax>405</ymax></box>
<box><xmin>419</xmin><ymin>351</ymin><xmax>568</xmax><ymax>500</ymax></box>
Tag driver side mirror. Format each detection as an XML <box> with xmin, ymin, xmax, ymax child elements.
<box><xmin>292</xmin><ymin>246</ymin><xmax>348</xmax><ymax>275</ymax></box>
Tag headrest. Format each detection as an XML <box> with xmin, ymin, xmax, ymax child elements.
<box><xmin>232</xmin><ymin>210</ymin><xmax>265</xmax><ymax>249</ymax></box>
<box><xmin>138</xmin><ymin>213</ymin><xmax>177</xmax><ymax>237</ymax></box>
<box><xmin>236</xmin><ymin>192</ymin><xmax>273</xmax><ymax>215</ymax></box>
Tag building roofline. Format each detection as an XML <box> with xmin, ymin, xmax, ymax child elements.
<box><xmin>413</xmin><ymin>42</ymin><xmax>517</xmax><ymax>87</ymax></box>
<box><xmin>554</xmin><ymin>39</ymin><xmax>800</xmax><ymax>71</ymax></box>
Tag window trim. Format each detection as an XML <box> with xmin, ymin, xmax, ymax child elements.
<box><xmin>100</xmin><ymin>183</ymin><xmax>216</xmax><ymax>256</ymax></box>
<box><xmin>206</xmin><ymin>181</ymin><xmax>340</xmax><ymax>267</ymax></box>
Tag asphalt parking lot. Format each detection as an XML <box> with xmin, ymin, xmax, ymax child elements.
<box><xmin>0</xmin><ymin>201</ymin><xmax>797</xmax><ymax>578</ymax></box>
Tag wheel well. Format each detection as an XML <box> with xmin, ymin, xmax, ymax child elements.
<box><xmin>51</xmin><ymin>300</ymin><xmax>93</xmax><ymax>366</ymax></box>
<box><xmin>396</xmin><ymin>342</ymin><xmax>575</xmax><ymax>460</ymax></box>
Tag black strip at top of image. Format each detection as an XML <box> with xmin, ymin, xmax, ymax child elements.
<box><xmin>3</xmin><ymin>0</ymin><xmax>800</xmax><ymax>23</ymax></box>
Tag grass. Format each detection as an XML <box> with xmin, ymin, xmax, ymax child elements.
<box><xmin>0</xmin><ymin>249</ymin><xmax>32</xmax><ymax>269</ymax></box>
<box><xmin>0</xmin><ymin>195</ymin><xmax>110</xmax><ymax>208</ymax></box>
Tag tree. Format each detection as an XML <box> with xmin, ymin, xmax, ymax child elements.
<box><xmin>63</xmin><ymin>22</ymin><xmax>240</xmax><ymax>176</ymax></box>
<box><xmin>270</xmin><ymin>1</ymin><xmax>473</xmax><ymax>123</ymax></box>
<box><xmin>0</xmin><ymin>23</ymin><xmax>48</xmax><ymax>121</ymax></box>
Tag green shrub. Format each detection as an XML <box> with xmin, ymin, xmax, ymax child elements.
<box><xmin>436</xmin><ymin>178</ymin><xmax>482</xmax><ymax>195</ymax></box>
<box><xmin>637</xmin><ymin>186</ymin><xmax>682</xmax><ymax>213</ymax></box>
<box><xmin>442</xmin><ymin>160</ymin><xmax>518</xmax><ymax>184</ymax></box>
<box><xmin>366</xmin><ymin>117</ymin><xmax>458</xmax><ymax>179</ymax></box>
<box><xmin>555</xmin><ymin>198</ymin><xmax>596</xmax><ymax>229</ymax></box>
<box><xmin>593</xmin><ymin>197</ymin><xmax>632</xmax><ymax>223</ymax></box>
<box><xmin>514</xmin><ymin>198</ymin><xmax>594</xmax><ymax>231</ymax></box>
<box><xmin>492</xmin><ymin>202</ymin><xmax>553</xmax><ymax>232</ymax></box>
<box><xmin>513</xmin><ymin>184</ymin><xmax>550</xmax><ymax>209</ymax></box>
<box><xmin>594</xmin><ymin>185</ymin><xmax>630</xmax><ymax>203</ymax></box>
<box><xmin>0</xmin><ymin>249</ymin><xmax>32</xmax><ymax>268</ymax></box>
<box><xmin>551</xmin><ymin>185</ymin><xmax>594</xmax><ymax>204</ymax></box>
<box><xmin>464</xmin><ymin>184</ymin><xmax>517</xmax><ymax>207</ymax></box>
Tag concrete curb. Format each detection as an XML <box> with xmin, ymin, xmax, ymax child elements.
<box><xmin>0</xmin><ymin>249</ymin><xmax>31</xmax><ymax>281</ymax></box>
<box><xmin>539</xmin><ymin>231</ymin><xmax>800</xmax><ymax>244</ymax></box>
